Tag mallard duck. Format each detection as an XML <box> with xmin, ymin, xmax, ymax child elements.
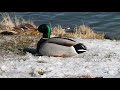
<box><xmin>36</xmin><ymin>24</ymin><xmax>87</xmax><ymax>57</ymax></box>
<box><xmin>24</xmin><ymin>24</ymin><xmax>87</xmax><ymax>57</ymax></box>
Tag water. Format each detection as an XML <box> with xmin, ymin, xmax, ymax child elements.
<box><xmin>2</xmin><ymin>12</ymin><xmax>120</xmax><ymax>40</ymax></box>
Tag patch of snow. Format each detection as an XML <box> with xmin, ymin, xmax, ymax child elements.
<box><xmin>0</xmin><ymin>39</ymin><xmax>120</xmax><ymax>78</ymax></box>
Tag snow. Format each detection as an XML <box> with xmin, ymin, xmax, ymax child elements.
<box><xmin>0</xmin><ymin>39</ymin><xmax>120</xmax><ymax>78</ymax></box>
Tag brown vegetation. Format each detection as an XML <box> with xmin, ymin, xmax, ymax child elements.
<box><xmin>0</xmin><ymin>12</ymin><xmax>105</xmax><ymax>39</ymax></box>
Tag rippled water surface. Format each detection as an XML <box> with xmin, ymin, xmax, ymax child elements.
<box><xmin>1</xmin><ymin>12</ymin><xmax>120</xmax><ymax>39</ymax></box>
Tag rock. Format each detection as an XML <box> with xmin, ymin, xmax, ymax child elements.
<box><xmin>104</xmin><ymin>34</ymin><xmax>112</xmax><ymax>40</ymax></box>
<box><xmin>1</xmin><ymin>65</ymin><xmax>8</xmax><ymax>72</ymax></box>
<box><xmin>0</xmin><ymin>24</ymin><xmax>39</xmax><ymax>35</ymax></box>
<box><xmin>13</xmin><ymin>24</ymin><xmax>36</xmax><ymax>31</ymax></box>
<box><xmin>0</xmin><ymin>30</ymin><xmax>18</xmax><ymax>35</ymax></box>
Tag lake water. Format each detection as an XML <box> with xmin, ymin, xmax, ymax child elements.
<box><xmin>2</xmin><ymin>12</ymin><xmax>120</xmax><ymax>40</ymax></box>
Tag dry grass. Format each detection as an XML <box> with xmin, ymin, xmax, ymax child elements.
<box><xmin>0</xmin><ymin>12</ymin><xmax>40</xmax><ymax>36</ymax></box>
<box><xmin>51</xmin><ymin>25</ymin><xmax>65</xmax><ymax>37</ymax></box>
<box><xmin>14</xmin><ymin>16</ymin><xmax>37</xmax><ymax>28</ymax></box>
<box><xmin>0</xmin><ymin>12</ymin><xmax>36</xmax><ymax>31</ymax></box>
<box><xmin>74</xmin><ymin>25</ymin><xmax>105</xmax><ymax>39</ymax></box>
<box><xmin>0</xmin><ymin>34</ymin><xmax>40</xmax><ymax>55</ymax></box>
<box><xmin>51</xmin><ymin>25</ymin><xmax>105</xmax><ymax>39</ymax></box>
<box><xmin>0</xmin><ymin>12</ymin><xmax>15</xmax><ymax>30</ymax></box>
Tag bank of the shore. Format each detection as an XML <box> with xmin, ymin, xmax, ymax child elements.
<box><xmin>0</xmin><ymin>39</ymin><xmax>120</xmax><ymax>78</ymax></box>
<box><xmin>0</xmin><ymin>13</ymin><xmax>118</xmax><ymax>78</ymax></box>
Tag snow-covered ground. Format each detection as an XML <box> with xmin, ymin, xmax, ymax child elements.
<box><xmin>0</xmin><ymin>39</ymin><xmax>120</xmax><ymax>78</ymax></box>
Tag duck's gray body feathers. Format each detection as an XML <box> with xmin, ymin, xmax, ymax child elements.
<box><xmin>37</xmin><ymin>37</ymin><xmax>87</xmax><ymax>57</ymax></box>
<box><xmin>39</xmin><ymin>41</ymin><xmax>77</xmax><ymax>57</ymax></box>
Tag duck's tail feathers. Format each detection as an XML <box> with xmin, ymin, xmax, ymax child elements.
<box><xmin>73</xmin><ymin>43</ymin><xmax>87</xmax><ymax>54</ymax></box>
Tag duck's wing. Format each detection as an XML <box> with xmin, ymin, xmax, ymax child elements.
<box><xmin>53</xmin><ymin>37</ymin><xmax>76</xmax><ymax>42</ymax></box>
<box><xmin>47</xmin><ymin>37</ymin><xmax>78</xmax><ymax>47</ymax></box>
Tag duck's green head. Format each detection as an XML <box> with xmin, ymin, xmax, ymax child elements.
<box><xmin>38</xmin><ymin>24</ymin><xmax>51</xmax><ymax>39</ymax></box>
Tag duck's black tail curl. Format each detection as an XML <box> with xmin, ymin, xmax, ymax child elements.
<box><xmin>73</xmin><ymin>43</ymin><xmax>87</xmax><ymax>54</ymax></box>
